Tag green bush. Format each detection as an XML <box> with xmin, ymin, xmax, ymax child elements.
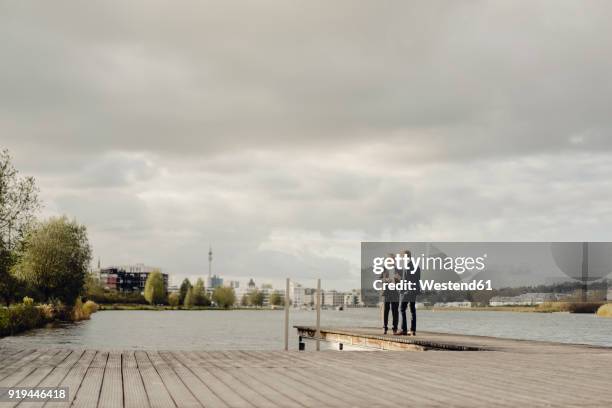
<box><xmin>193</xmin><ymin>279</ymin><xmax>210</xmax><ymax>306</ymax></box>
<box><xmin>0</xmin><ymin>298</ymin><xmax>49</xmax><ymax>337</ymax></box>
<box><xmin>183</xmin><ymin>287</ymin><xmax>195</xmax><ymax>308</ymax></box>
<box><xmin>0</xmin><ymin>308</ymin><xmax>10</xmax><ymax>336</ymax></box>
<box><xmin>168</xmin><ymin>292</ymin><xmax>180</xmax><ymax>307</ymax></box>
<box><xmin>144</xmin><ymin>271</ymin><xmax>165</xmax><ymax>305</ymax></box>
<box><xmin>72</xmin><ymin>297</ymin><xmax>90</xmax><ymax>321</ymax></box>
<box><xmin>536</xmin><ymin>302</ymin><xmax>570</xmax><ymax>312</ymax></box>
<box><xmin>83</xmin><ymin>300</ymin><xmax>99</xmax><ymax>315</ymax></box>
<box><xmin>11</xmin><ymin>216</ymin><xmax>91</xmax><ymax>306</ymax></box>
<box><xmin>179</xmin><ymin>278</ymin><xmax>192</xmax><ymax>304</ymax></box>
<box><xmin>248</xmin><ymin>289</ymin><xmax>264</xmax><ymax>307</ymax></box>
<box><xmin>212</xmin><ymin>287</ymin><xmax>236</xmax><ymax>309</ymax></box>
<box><xmin>86</xmin><ymin>291</ymin><xmax>147</xmax><ymax>304</ymax></box>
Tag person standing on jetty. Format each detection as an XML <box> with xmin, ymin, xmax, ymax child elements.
<box><xmin>397</xmin><ymin>249</ymin><xmax>421</xmax><ymax>336</ymax></box>
<box><xmin>382</xmin><ymin>253</ymin><xmax>400</xmax><ymax>334</ymax></box>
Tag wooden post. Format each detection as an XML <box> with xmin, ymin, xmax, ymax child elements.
<box><xmin>316</xmin><ymin>278</ymin><xmax>321</xmax><ymax>351</ymax></box>
<box><xmin>284</xmin><ymin>278</ymin><xmax>290</xmax><ymax>351</ymax></box>
<box><xmin>581</xmin><ymin>242</ymin><xmax>588</xmax><ymax>302</ymax></box>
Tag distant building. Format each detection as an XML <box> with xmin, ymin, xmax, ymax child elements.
<box><xmin>247</xmin><ymin>279</ymin><xmax>257</xmax><ymax>290</ymax></box>
<box><xmin>607</xmin><ymin>288</ymin><xmax>612</xmax><ymax>301</ymax></box>
<box><xmin>324</xmin><ymin>290</ymin><xmax>344</xmax><ymax>307</ymax></box>
<box><xmin>489</xmin><ymin>293</ymin><xmax>556</xmax><ymax>306</ymax></box>
<box><xmin>343</xmin><ymin>290</ymin><xmax>363</xmax><ymax>307</ymax></box>
<box><xmin>434</xmin><ymin>301</ymin><xmax>472</xmax><ymax>308</ymax></box>
<box><xmin>289</xmin><ymin>282</ymin><xmax>316</xmax><ymax>308</ymax></box>
<box><xmin>97</xmin><ymin>266</ymin><xmax>168</xmax><ymax>294</ymax></box>
<box><xmin>260</xmin><ymin>284</ymin><xmax>274</xmax><ymax>306</ymax></box>
<box><xmin>206</xmin><ymin>275</ymin><xmax>223</xmax><ymax>290</ymax></box>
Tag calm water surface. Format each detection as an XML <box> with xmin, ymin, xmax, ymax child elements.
<box><xmin>1</xmin><ymin>309</ymin><xmax>611</xmax><ymax>350</ymax></box>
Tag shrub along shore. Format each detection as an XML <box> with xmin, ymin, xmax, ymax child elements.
<box><xmin>427</xmin><ymin>301</ymin><xmax>610</xmax><ymax>314</ymax></box>
<box><xmin>597</xmin><ymin>303</ymin><xmax>612</xmax><ymax>317</ymax></box>
<box><xmin>0</xmin><ymin>297</ymin><xmax>99</xmax><ymax>337</ymax></box>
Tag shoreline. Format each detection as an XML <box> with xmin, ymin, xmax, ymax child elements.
<box><xmin>98</xmin><ymin>304</ymin><xmax>287</xmax><ymax>311</ymax></box>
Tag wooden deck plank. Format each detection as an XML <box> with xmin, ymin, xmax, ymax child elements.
<box><xmin>69</xmin><ymin>351</ymin><xmax>107</xmax><ymax>408</ymax></box>
<box><xmin>47</xmin><ymin>349</ymin><xmax>96</xmax><ymax>408</ymax></box>
<box><xmin>172</xmin><ymin>351</ymin><xmax>253</xmax><ymax>408</ymax></box>
<box><xmin>0</xmin><ymin>326</ymin><xmax>611</xmax><ymax>408</ymax></box>
<box><xmin>122</xmin><ymin>352</ymin><xmax>149</xmax><ymax>408</ymax></box>
<box><xmin>0</xmin><ymin>351</ymin><xmax>62</xmax><ymax>391</ymax></box>
<box><xmin>16</xmin><ymin>350</ymin><xmax>84</xmax><ymax>408</ymax></box>
<box><xmin>196</xmin><ymin>352</ymin><xmax>302</xmax><ymax>408</ymax></box>
<box><xmin>0</xmin><ymin>351</ymin><xmax>45</xmax><ymax>381</ymax></box>
<box><xmin>146</xmin><ymin>351</ymin><xmax>201</xmax><ymax>408</ymax></box>
<box><xmin>1</xmin><ymin>350</ymin><xmax>72</xmax><ymax>408</ymax></box>
<box><xmin>134</xmin><ymin>351</ymin><xmax>175</xmax><ymax>408</ymax></box>
<box><xmin>98</xmin><ymin>352</ymin><xmax>122</xmax><ymax>408</ymax></box>
<box><xmin>158</xmin><ymin>352</ymin><xmax>229</xmax><ymax>408</ymax></box>
<box><xmin>236</xmin><ymin>351</ymin><xmax>345</xmax><ymax>408</ymax></box>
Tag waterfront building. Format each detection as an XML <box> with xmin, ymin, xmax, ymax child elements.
<box><xmin>434</xmin><ymin>301</ymin><xmax>472</xmax><ymax>308</ymax></box>
<box><xmin>324</xmin><ymin>290</ymin><xmax>344</xmax><ymax>307</ymax></box>
<box><xmin>489</xmin><ymin>292</ymin><xmax>556</xmax><ymax>306</ymax></box>
<box><xmin>343</xmin><ymin>289</ymin><xmax>364</xmax><ymax>307</ymax></box>
<box><xmin>289</xmin><ymin>282</ymin><xmax>317</xmax><ymax>308</ymax></box>
<box><xmin>97</xmin><ymin>266</ymin><xmax>169</xmax><ymax>294</ymax></box>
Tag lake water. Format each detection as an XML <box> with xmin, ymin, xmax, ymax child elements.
<box><xmin>1</xmin><ymin>309</ymin><xmax>611</xmax><ymax>350</ymax></box>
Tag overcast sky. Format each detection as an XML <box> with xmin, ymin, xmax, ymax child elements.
<box><xmin>2</xmin><ymin>1</ymin><xmax>612</xmax><ymax>289</ymax></box>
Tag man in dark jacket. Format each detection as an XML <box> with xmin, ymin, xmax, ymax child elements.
<box><xmin>398</xmin><ymin>249</ymin><xmax>421</xmax><ymax>336</ymax></box>
<box><xmin>382</xmin><ymin>253</ymin><xmax>399</xmax><ymax>334</ymax></box>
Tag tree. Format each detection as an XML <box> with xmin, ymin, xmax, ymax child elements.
<box><xmin>212</xmin><ymin>287</ymin><xmax>236</xmax><ymax>309</ymax></box>
<box><xmin>0</xmin><ymin>247</ymin><xmax>22</xmax><ymax>306</ymax></box>
<box><xmin>144</xmin><ymin>270</ymin><xmax>165</xmax><ymax>305</ymax></box>
<box><xmin>179</xmin><ymin>278</ymin><xmax>192</xmax><ymax>304</ymax></box>
<box><xmin>0</xmin><ymin>149</ymin><xmax>40</xmax><ymax>251</ymax></box>
<box><xmin>248</xmin><ymin>289</ymin><xmax>265</xmax><ymax>307</ymax></box>
<box><xmin>193</xmin><ymin>278</ymin><xmax>210</xmax><ymax>306</ymax></box>
<box><xmin>12</xmin><ymin>216</ymin><xmax>91</xmax><ymax>305</ymax></box>
<box><xmin>240</xmin><ymin>294</ymin><xmax>249</xmax><ymax>307</ymax></box>
<box><xmin>84</xmin><ymin>272</ymin><xmax>105</xmax><ymax>299</ymax></box>
<box><xmin>168</xmin><ymin>292</ymin><xmax>180</xmax><ymax>307</ymax></box>
<box><xmin>0</xmin><ymin>149</ymin><xmax>40</xmax><ymax>305</ymax></box>
<box><xmin>183</xmin><ymin>287</ymin><xmax>195</xmax><ymax>308</ymax></box>
<box><xmin>269</xmin><ymin>292</ymin><xmax>283</xmax><ymax>306</ymax></box>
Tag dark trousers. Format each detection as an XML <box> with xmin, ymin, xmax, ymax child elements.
<box><xmin>383</xmin><ymin>302</ymin><xmax>398</xmax><ymax>331</ymax></box>
<box><xmin>400</xmin><ymin>301</ymin><xmax>417</xmax><ymax>333</ymax></box>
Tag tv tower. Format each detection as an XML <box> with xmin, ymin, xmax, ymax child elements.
<box><xmin>208</xmin><ymin>245</ymin><xmax>213</xmax><ymax>278</ymax></box>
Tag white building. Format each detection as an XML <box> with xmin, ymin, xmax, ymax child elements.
<box><xmin>489</xmin><ymin>293</ymin><xmax>556</xmax><ymax>306</ymax></box>
<box><xmin>343</xmin><ymin>290</ymin><xmax>363</xmax><ymax>307</ymax></box>
<box><xmin>324</xmin><ymin>290</ymin><xmax>344</xmax><ymax>307</ymax></box>
<box><xmin>289</xmin><ymin>282</ymin><xmax>315</xmax><ymax>308</ymax></box>
<box><xmin>434</xmin><ymin>301</ymin><xmax>472</xmax><ymax>308</ymax></box>
<box><xmin>120</xmin><ymin>263</ymin><xmax>159</xmax><ymax>273</ymax></box>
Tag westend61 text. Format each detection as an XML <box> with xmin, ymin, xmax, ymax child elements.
<box><xmin>373</xmin><ymin>279</ymin><xmax>493</xmax><ymax>291</ymax></box>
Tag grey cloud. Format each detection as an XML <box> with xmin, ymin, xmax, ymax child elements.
<box><xmin>3</xmin><ymin>1</ymin><xmax>612</xmax><ymax>288</ymax></box>
<box><xmin>2</xmin><ymin>1</ymin><xmax>612</xmax><ymax>162</ymax></box>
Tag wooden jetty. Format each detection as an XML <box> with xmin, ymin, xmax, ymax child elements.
<box><xmin>1</xmin><ymin>329</ymin><xmax>612</xmax><ymax>407</ymax></box>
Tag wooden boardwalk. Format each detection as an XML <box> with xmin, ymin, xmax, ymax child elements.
<box><xmin>1</xmin><ymin>332</ymin><xmax>612</xmax><ymax>407</ymax></box>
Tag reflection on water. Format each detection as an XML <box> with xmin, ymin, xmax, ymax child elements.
<box><xmin>1</xmin><ymin>309</ymin><xmax>611</xmax><ymax>350</ymax></box>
